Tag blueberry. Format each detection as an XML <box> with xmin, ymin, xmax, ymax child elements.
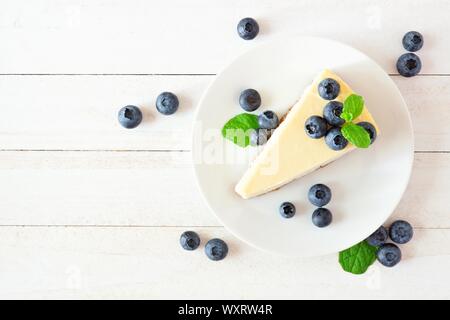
<box><xmin>258</xmin><ymin>111</ymin><xmax>279</xmax><ymax>129</ymax></box>
<box><xmin>239</xmin><ymin>89</ymin><xmax>261</xmax><ymax>112</ymax></box>
<box><xmin>312</xmin><ymin>208</ymin><xmax>333</xmax><ymax>228</ymax></box>
<box><xmin>205</xmin><ymin>239</ymin><xmax>228</xmax><ymax>261</ymax></box>
<box><xmin>118</xmin><ymin>105</ymin><xmax>143</xmax><ymax>129</ymax></box>
<box><xmin>403</xmin><ymin>31</ymin><xmax>424</xmax><ymax>52</ymax></box>
<box><xmin>366</xmin><ymin>226</ymin><xmax>388</xmax><ymax>247</ymax></box>
<box><xmin>250</xmin><ymin>129</ymin><xmax>270</xmax><ymax>146</ymax></box>
<box><xmin>279</xmin><ymin>202</ymin><xmax>296</xmax><ymax>219</ymax></box>
<box><xmin>318</xmin><ymin>78</ymin><xmax>340</xmax><ymax>100</ymax></box>
<box><xmin>357</xmin><ymin>122</ymin><xmax>377</xmax><ymax>144</ymax></box>
<box><xmin>325</xmin><ymin>127</ymin><xmax>348</xmax><ymax>151</ymax></box>
<box><xmin>323</xmin><ymin>101</ymin><xmax>345</xmax><ymax>126</ymax></box>
<box><xmin>397</xmin><ymin>53</ymin><xmax>422</xmax><ymax>77</ymax></box>
<box><xmin>308</xmin><ymin>184</ymin><xmax>332</xmax><ymax>207</ymax></box>
<box><xmin>389</xmin><ymin>220</ymin><xmax>414</xmax><ymax>244</ymax></box>
<box><xmin>377</xmin><ymin>243</ymin><xmax>402</xmax><ymax>267</ymax></box>
<box><xmin>156</xmin><ymin>92</ymin><xmax>179</xmax><ymax>115</ymax></box>
<box><xmin>237</xmin><ymin>17</ymin><xmax>259</xmax><ymax>40</ymax></box>
<box><xmin>305</xmin><ymin>116</ymin><xmax>327</xmax><ymax>139</ymax></box>
<box><xmin>180</xmin><ymin>231</ymin><xmax>201</xmax><ymax>251</ymax></box>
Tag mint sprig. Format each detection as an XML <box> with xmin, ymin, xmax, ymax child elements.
<box><xmin>339</xmin><ymin>94</ymin><xmax>371</xmax><ymax>148</ymax></box>
<box><xmin>342</xmin><ymin>94</ymin><xmax>364</xmax><ymax>121</ymax></box>
<box><xmin>339</xmin><ymin>241</ymin><xmax>378</xmax><ymax>275</ymax></box>
<box><xmin>341</xmin><ymin>123</ymin><xmax>371</xmax><ymax>148</ymax></box>
<box><xmin>222</xmin><ymin>113</ymin><xmax>259</xmax><ymax>148</ymax></box>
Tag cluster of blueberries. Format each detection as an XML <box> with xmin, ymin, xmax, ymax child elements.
<box><xmin>180</xmin><ymin>231</ymin><xmax>228</xmax><ymax>261</ymax></box>
<box><xmin>118</xmin><ymin>92</ymin><xmax>180</xmax><ymax>129</ymax></box>
<box><xmin>117</xmin><ymin>16</ymin><xmax>260</xmax><ymax>131</ymax></box>
<box><xmin>397</xmin><ymin>31</ymin><xmax>424</xmax><ymax>77</ymax></box>
<box><xmin>238</xmin><ymin>88</ymin><xmax>280</xmax><ymax>146</ymax></box>
<box><xmin>141</xmin><ymin>18</ymin><xmax>260</xmax><ymax>262</ymax></box>
<box><xmin>305</xmin><ymin>79</ymin><xmax>377</xmax><ymax>150</ymax></box>
<box><xmin>279</xmin><ymin>184</ymin><xmax>334</xmax><ymax>228</ymax></box>
<box><xmin>236</xmin><ymin>18</ymin><xmax>425</xmax><ymax>81</ymax></box>
<box><xmin>366</xmin><ymin>220</ymin><xmax>414</xmax><ymax>267</ymax></box>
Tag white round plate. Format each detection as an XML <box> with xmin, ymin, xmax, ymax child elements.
<box><xmin>192</xmin><ymin>36</ymin><xmax>413</xmax><ymax>257</ymax></box>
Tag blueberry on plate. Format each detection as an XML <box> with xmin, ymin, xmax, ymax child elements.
<box><xmin>279</xmin><ymin>202</ymin><xmax>296</xmax><ymax>219</ymax></box>
<box><xmin>397</xmin><ymin>53</ymin><xmax>422</xmax><ymax>77</ymax></box>
<box><xmin>323</xmin><ymin>101</ymin><xmax>345</xmax><ymax>126</ymax></box>
<box><xmin>305</xmin><ymin>116</ymin><xmax>327</xmax><ymax>139</ymax></box>
<box><xmin>402</xmin><ymin>31</ymin><xmax>424</xmax><ymax>52</ymax></box>
<box><xmin>237</xmin><ymin>17</ymin><xmax>259</xmax><ymax>40</ymax></box>
<box><xmin>325</xmin><ymin>127</ymin><xmax>348</xmax><ymax>151</ymax></box>
<box><xmin>377</xmin><ymin>243</ymin><xmax>402</xmax><ymax>267</ymax></box>
<box><xmin>156</xmin><ymin>92</ymin><xmax>179</xmax><ymax>115</ymax></box>
<box><xmin>250</xmin><ymin>129</ymin><xmax>270</xmax><ymax>146</ymax></box>
<box><xmin>205</xmin><ymin>239</ymin><xmax>228</xmax><ymax>261</ymax></box>
<box><xmin>308</xmin><ymin>184</ymin><xmax>332</xmax><ymax>207</ymax></box>
<box><xmin>258</xmin><ymin>110</ymin><xmax>279</xmax><ymax>129</ymax></box>
<box><xmin>389</xmin><ymin>220</ymin><xmax>414</xmax><ymax>244</ymax></box>
<box><xmin>118</xmin><ymin>105</ymin><xmax>143</xmax><ymax>129</ymax></box>
<box><xmin>239</xmin><ymin>89</ymin><xmax>261</xmax><ymax>112</ymax></box>
<box><xmin>312</xmin><ymin>208</ymin><xmax>333</xmax><ymax>228</ymax></box>
<box><xmin>318</xmin><ymin>78</ymin><xmax>340</xmax><ymax>100</ymax></box>
<box><xmin>366</xmin><ymin>226</ymin><xmax>388</xmax><ymax>247</ymax></box>
<box><xmin>357</xmin><ymin>122</ymin><xmax>377</xmax><ymax>144</ymax></box>
<box><xmin>180</xmin><ymin>231</ymin><xmax>201</xmax><ymax>251</ymax></box>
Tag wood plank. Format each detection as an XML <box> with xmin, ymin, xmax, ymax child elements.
<box><xmin>0</xmin><ymin>226</ymin><xmax>448</xmax><ymax>299</ymax></box>
<box><xmin>1</xmin><ymin>75</ymin><xmax>450</xmax><ymax>151</ymax></box>
<box><xmin>0</xmin><ymin>151</ymin><xmax>447</xmax><ymax>228</ymax></box>
<box><xmin>0</xmin><ymin>151</ymin><xmax>216</xmax><ymax>226</ymax></box>
<box><xmin>394</xmin><ymin>76</ymin><xmax>450</xmax><ymax>152</ymax></box>
<box><xmin>396</xmin><ymin>153</ymin><xmax>450</xmax><ymax>229</ymax></box>
<box><xmin>0</xmin><ymin>0</ymin><xmax>446</xmax><ymax>74</ymax></box>
<box><xmin>0</xmin><ymin>75</ymin><xmax>208</xmax><ymax>151</ymax></box>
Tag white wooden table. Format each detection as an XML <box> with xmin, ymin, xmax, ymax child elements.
<box><xmin>1</xmin><ymin>0</ymin><xmax>449</xmax><ymax>299</ymax></box>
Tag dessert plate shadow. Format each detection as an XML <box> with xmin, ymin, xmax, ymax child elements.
<box><xmin>192</xmin><ymin>36</ymin><xmax>414</xmax><ymax>257</ymax></box>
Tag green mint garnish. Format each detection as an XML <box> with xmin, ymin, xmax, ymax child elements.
<box><xmin>340</xmin><ymin>112</ymin><xmax>353</xmax><ymax>122</ymax></box>
<box><xmin>222</xmin><ymin>113</ymin><xmax>259</xmax><ymax>148</ymax></box>
<box><xmin>339</xmin><ymin>241</ymin><xmax>378</xmax><ymax>275</ymax></box>
<box><xmin>339</xmin><ymin>94</ymin><xmax>371</xmax><ymax>148</ymax></box>
<box><xmin>341</xmin><ymin>94</ymin><xmax>364</xmax><ymax>120</ymax></box>
<box><xmin>341</xmin><ymin>123</ymin><xmax>371</xmax><ymax>148</ymax></box>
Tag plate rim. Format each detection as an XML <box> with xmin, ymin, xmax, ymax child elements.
<box><xmin>191</xmin><ymin>35</ymin><xmax>415</xmax><ymax>257</ymax></box>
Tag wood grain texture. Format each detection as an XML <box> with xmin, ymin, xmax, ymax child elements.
<box><xmin>1</xmin><ymin>75</ymin><xmax>450</xmax><ymax>151</ymax></box>
<box><xmin>0</xmin><ymin>151</ymin><xmax>447</xmax><ymax>228</ymax></box>
<box><xmin>0</xmin><ymin>0</ymin><xmax>447</xmax><ymax>74</ymax></box>
<box><xmin>0</xmin><ymin>226</ymin><xmax>448</xmax><ymax>299</ymax></box>
<box><xmin>0</xmin><ymin>75</ymin><xmax>207</xmax><ymax>151</ymax></box>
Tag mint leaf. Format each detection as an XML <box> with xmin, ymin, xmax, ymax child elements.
<box><xmin>341</xmin><ymin>123</ymin><xmax>371</xmax><ymax>148</ymax></box>
<box><xmin>222</xmin><ymin>113</ymin><xmax>259</xmax><ymax>148</ymax></box>
<box><xmin>341</xmin><ymin>94</ymin><xmax>364</xmax><ymax>121</ymax></box>
<box><xmin>339</xmin><ymin>241</ymin><xmax>377</xmax><ymax>275</ymax></box>
<box><xmin>340</xmin><ymin>112</ymin><xmax>353</xmax><ymax>122</ymax></box>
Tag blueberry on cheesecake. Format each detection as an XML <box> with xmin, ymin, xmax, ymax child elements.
<box><xmin>325</xmin><ymin>127</ymin><xmax>348</xmax><ymax>151</ymax></box>
<box><xmin>318</xmin><ymin>78</ymin><xmax>340</xmax><ymax>100</ymax></box>
<box><xmin>323</xmin><ymin>101</ymin><xmax>345</xmax><ymax>126</ymax></box>
<box><xmin>305</xmin><ymin>116</ymin><xmax>328</xmax><ymax>139</ymax></box>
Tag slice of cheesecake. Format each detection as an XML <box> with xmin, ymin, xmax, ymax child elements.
<box><xmin>235</xmin><ymin>69</ymin><xmax>379</xmax><ymax>199</ymax></box>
